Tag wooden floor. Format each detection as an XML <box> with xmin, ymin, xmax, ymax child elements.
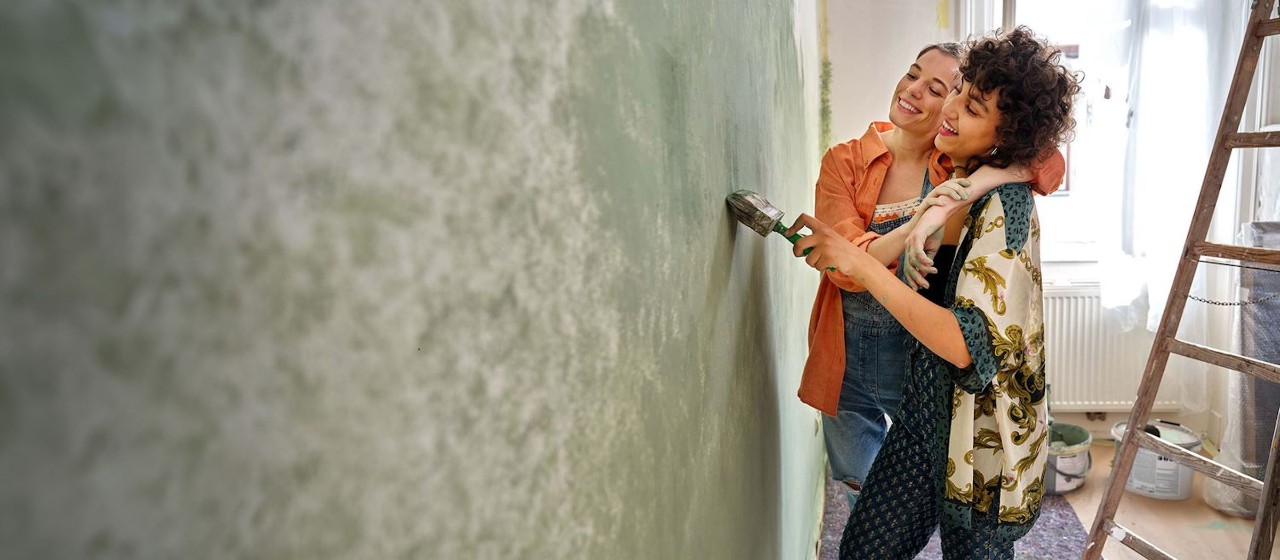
<box><xmin>1063</xmin><ymin>440</ymin><xmax>1278</xmax><ymax>559</ymax></box>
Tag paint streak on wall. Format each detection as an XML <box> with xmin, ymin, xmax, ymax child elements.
<box><xmin>0</xmin><ymin>1</ymin><xmax>825</xmax><ymax>558</ymax></box>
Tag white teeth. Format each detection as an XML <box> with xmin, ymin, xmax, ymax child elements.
<box><xmin>942</xmin><ymin>120</ymin><xmax>958</xmax><ymax>134</ymax></box>
<box><xmin>897</xmin><ymin>99</ymin><xmax>920</xmax><ymax>114</ymax></box>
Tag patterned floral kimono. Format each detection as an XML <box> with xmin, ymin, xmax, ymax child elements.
<box><xmin>942</xmin><ymin>183</ymin><xmax>1049</xmax><ymax>541</ymax></box>
<box><xmin>840</xmin><ymin>182</ymin><xmax>1048</xmax><ymax>559</ymax></box>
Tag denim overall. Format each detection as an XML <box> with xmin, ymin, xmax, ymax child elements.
<box><xmin>822</xmin><ymin>171</ymin><xmax>932</xmax><ymax>509</ymax></box>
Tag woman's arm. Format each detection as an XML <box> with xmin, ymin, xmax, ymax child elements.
<box><xmin>863</xmin><ymin>181</ymin><xmax>968</xmax><ymax>270</ymax></box>
<box><xmin>786</xmin><ymin>213</ymin><xmax>973</xmax><ymax>368</ymax></box>
<box><xmin>861</xmin><ymin>222</ymin><xmax>914</xmax><ymax>268</ymax></box>
<box><xmin>923</xmin><ymin>164</ymin><xmax>1033</xmax><ymax>216</ymax></box>
<box><xmin>903</xmin><ymin>150</ymin><xmax>1065</xmax><ymax>283</ymax></box>
<box><xmin>814</xmin><ymin>144</ymin><xmax>884</xmax><ymax>291</ymax></box>
<box><xmin>863</xmin><ymin>163</ymin><xmax>1024</xmax><ymax>271</ymax></box>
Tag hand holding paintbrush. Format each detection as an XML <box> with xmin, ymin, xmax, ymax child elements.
<box><xmin>725</xmin><ymin>190</ymin><xmax>838</xmax><ymax>271</ymax></box>
<box><xmin>727</xmin><ymin>186</ymin><xmax>969</xmax><ymax>280</ymax></box>
<box><xmin>781</xmin><ymin>214</ymin><xmax>868</xmax><ymax>275</ymax></box>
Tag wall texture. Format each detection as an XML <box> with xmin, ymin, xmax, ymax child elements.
<box><xmin>0</xmin><ymin>1</ymin><xmax>825</xmax><ymax>558</ymax></box>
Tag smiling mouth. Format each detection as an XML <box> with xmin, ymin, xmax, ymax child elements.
<box><xmin>897</xmin><ymin>98</ymin><xmax>921</xmax><ymax>115</ymax></box>
<box><xmin>940</xmin><ymin>119</ymin><xmax>958</xmax><ymax>135</ymax></box>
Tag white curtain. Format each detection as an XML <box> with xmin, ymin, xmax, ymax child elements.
<box><xmin>1098</xmin><ymin>0</ymin><xmax>1250</xmax><ymax>412</ymax></box>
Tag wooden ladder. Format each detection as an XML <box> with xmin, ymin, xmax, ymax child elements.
<box><xmin>1083</xmin><ymin>1</ymin><xmax>1280</xmax><ymax>559</ymax></box>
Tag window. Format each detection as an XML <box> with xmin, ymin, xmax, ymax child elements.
<box><xmin>1012</xmin><ymin>0</ymin><xmax>1137</xmax><ymax>263</ymax></box>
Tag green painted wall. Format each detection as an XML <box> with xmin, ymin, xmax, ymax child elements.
<box><xmin>0</xmin><ymin>1</ymin><xmax>825</xmax><ymax>558</ymax></box>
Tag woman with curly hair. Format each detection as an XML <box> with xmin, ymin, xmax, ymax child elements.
<box><xmin>799</xmin><ymin>41</ymin><xmax>1064</xmax><ymax>514</ymax></box>
<box><xmin>788</xmin><ymin>27</ymin><xmax>1081</xmax><ymax>558</ymax></box>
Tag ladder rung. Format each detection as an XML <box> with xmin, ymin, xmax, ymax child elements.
<box><xmin>1104</xmin><ymin>520</ymin><xmax>1176</xmax><ymax>560</ymax></box>
<box><xmin>1083</xmin><ymin>2</ymin><xmax>1280</xmax><ymax>559</ymax></box>
<box><xmin>1167</xmin><ymin>338</ymin><xmax>1280</xmax><ymax>385</ymax></box>
<box><xmin>1259</xmin><ymin>18</ymin><xmax>1280</xmax><ymax>37</ymax></box>
<box><xmin>1134</xmin><ymin>430</ymin><xmax>1264</xmax><ymax>498</ymax></box>
<box><xmin>1226</xmin><ymin>131</ymin><xmax>1280</xmax><ymax>148</ymax></box>
<box><xmin>1192</xmin><ymin>241</ymin><xmax>1280</xmax><ymax>266</ymax></box>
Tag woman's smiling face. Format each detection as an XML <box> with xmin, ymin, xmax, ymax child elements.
<box><xmin>934</xmin><ymin>81</ymin><xmax>1001</xmax><ymax>164</ymax></box>
<box><xmin>888</xmin><ymin>48</ymin><xmax>959</xmax><ymax>136</ymax></box>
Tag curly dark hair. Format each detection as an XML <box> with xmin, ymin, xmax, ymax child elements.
<box><xmin>960</xmin><ymin>26</ymin><xmax>1081</xmax><ymax>170</ymax></box>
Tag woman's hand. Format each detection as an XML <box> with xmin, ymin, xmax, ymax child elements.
<box><xmin>903</xmin><ymin>221</ymin><xmax>944</xmax><ymax>290</ymax></box>
<box><xmin>784</xmin><ymin>213</ymin><xmax>864</xmax><ymax>274</ymax></box>
<box><xmin>903</xmin><ymin>178</ymin><xmax>971</xmax><ymax>289</ymax></box>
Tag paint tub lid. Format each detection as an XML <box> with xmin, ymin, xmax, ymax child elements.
<box><xmin>1111</xmin><ymin>420</ymin><xmax>1202</xmax><ymax>449</ymax></box>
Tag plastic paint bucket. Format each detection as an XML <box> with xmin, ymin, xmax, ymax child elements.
<box><xmin>1112</xmin><ymin>420</ymin><xmax>1204</xmax><ymax>500</ymax></box>
<box><xmin>1046</xmin><ymin>422</ymin><xmax>1092</xmax><ymax>494</ymax></box>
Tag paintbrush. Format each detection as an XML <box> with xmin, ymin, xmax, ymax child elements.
<box><xmin>725</xmin><ymin>189</ymin><xmax>811</xmax><ymax>254</ymax></box>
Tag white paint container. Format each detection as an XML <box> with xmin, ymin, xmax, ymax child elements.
<box><xmin>1112</xmin><ymin>420</ymin><xmax>1204</xmax><ymax>501</ymax></box>
<box><xmin>1046</xmin><ymin>422</ymin><xmax>1092</xmax><ymax>494</ymax></box>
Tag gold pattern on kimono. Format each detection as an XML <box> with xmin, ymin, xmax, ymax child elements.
<box><xmin>1006</xmin><ymin>358</ymin><xmax>1045</xmax><ymax>405</ymax></box>
<box><xmin>998</xmin><ymin>477</ymin><xmax>1045</xmax><ymax>524</ymax></box>
<box><xmin>972</xmin><ymin>471</ymin><xmax>1002</xmax><ymax>513</ymax></box>
<box><xmin>1017</xmin><ymin>250</ymin><xmax>1043</xmax><ymax>285</ymax></box>
<box><xmin>967</xmin><ymin>197</ymin><xmax>994</xmax><ymax>240</ymax></box>
<box><xmin>1004</xmin><ymin>398</ymin><xmax>1040</xmax><ymax>446</ymax></box>
<box><xmin>944</xmin><ymin>189</ymin><xmax>1049</xmax><ymax>535</ymax></box>
<box><xmin>974</xmin><ymin>428</ymin><xmax>1003</xmax><ymax>451</ymax></box>
<box><xmin>984</xmin><ymin>215</ymin><xmax>1005</xmax><ymax>234</ymax></box>
<box><xmin>989</xmin><ymin>323</ymin><xmax>1026</xmax><ymax>374</ymax></box>
<box><xmin>1008</xmin><ymin>430</ymin><xmax>1047</xmax><ymax>484</ymax></box>
<box><xmin>946</xmin><ymin>458</ymin><xmax>977</xmax><ymax>503</ymax></box>
<box><xmin>963</xmin><ymin>256</ymin><xmax>1008</xmax><ymax>315</ymax></box>
<box><xmin>974</xmin><ymin>391</ymin><xmax>998</xmax><ymax>419</ymax></box>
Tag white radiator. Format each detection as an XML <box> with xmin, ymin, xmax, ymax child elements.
<box><xmin>1043</xmin><ymin>284</ymin><xmax>1181</xmax><ymax>412</ymax></box>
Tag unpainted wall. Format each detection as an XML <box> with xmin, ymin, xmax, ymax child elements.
<box><xmin>0</xmin><ymin>1</ymin><xmax>825</xmax><ymax>559</ymax></box>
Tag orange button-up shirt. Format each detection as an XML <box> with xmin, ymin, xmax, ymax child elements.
<box><xmin>798</xmin><ymin>122</ymin><xmax>1064</xmax><ymax>416</ymax></box>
